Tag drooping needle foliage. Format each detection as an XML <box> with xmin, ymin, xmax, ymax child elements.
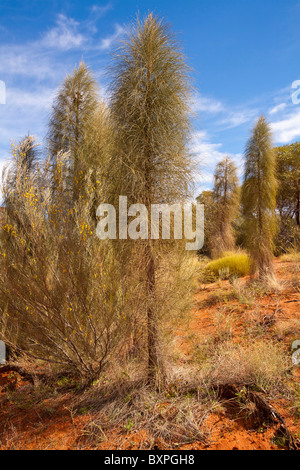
<box><xmin>108</xmin><ymin>13</ymin><xmax>195</xmax><ymax>381</ymax></box>
<box><xmin>241</xmin><ymin>115</ymin><xmax>278</xmax><ymax>278</ymax></box>
<box><xmin>48</xmin><ymin>62</ymin><xmax>100</xmax><ymax>202</ymax></box>
<box><xmin>0</xmin><ymin>14</ymin><xmax>198</xmax><ymax>386</ymax></box>
<box><xmin>211</xmin><ymin>156</ymin><xmax>240</xmax><ymax>258</ymax></box>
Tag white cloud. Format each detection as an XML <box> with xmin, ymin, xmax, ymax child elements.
<box><xmin>218</xmin><ymin>109</ymin><xmax>258</xmax><ymax>129</ymax></box>
<box><xmin>269</xmin><ymin>102</ymin><xmax>287</xmax><ymax>115</ymax></box>
<box><xmin>0</xmin><ymin>157</ymin><xmax>10</xmax><ymax>200</ymax></box>
<box><xmin>41</xmin><ymin>14</ymin><xmax>86</xmax><ymax>51</ymax></box>
<box><xmin>0</xmin><ymin>158</ymin><xmax>9</xmax><ymax>177</ymax></box>
<box><xmin>86</xmin><ymin>4</ymin><xmax>113</xmax><ymax>34</ymax></box>
<box><xmin>0</xmin><ymin>9</ymin><xmax>127</xmax><ymax>196</ymax></box>
<box><xmin>6</xmin><ymin>87</ymin><xmax>55</xmax><ymax>109</ymax></box>
<box><xmin>98</xmin><ymin>24</ymin><xmax>125</xmax><ymax>50</ymax></box>
<box><xmin>0</xmin><ymin>11</ymin><xmax>127</xmax><ymax>170</ymax></box>
<box><xmin>191</xmin><ymin>131</ymin><xmax>224</xmax><ymax>164</ymax></box>
<box><xmin>0</xmin><ymin>86</ymin><xmax>55</xmax><ymax>167</ymax></box>
<box><xmin>0</xmin><ymin>44</ymin><xmax>59</xmax><ymax>79</ymax></box>
<box><xmin>90</xmin><ymin>4</ymin><xmax>113</xmax><ymax>18</ymax></box>
<box><xmin>0</xmin><ymin>12</ymin><xmax>124</xmax><ymax>80</ymax></box>
<box><xmin>191</xmin><ymin>92</ymin><xmax>257</xmax><ymax>130</ymax></box>
<box><xmin>271</xmin><ymin>109</ymin><xmax>300</xmax><ymax>143</ymax></box>
<box><xmin>192</xmin><ymin>93</ymin><xmax>224</xmax><ymax>114</ymax></box>
<box><xmin>191</xmin><ymin>131</ymin><xmax>242</xmax><ymax>191</ymax></box>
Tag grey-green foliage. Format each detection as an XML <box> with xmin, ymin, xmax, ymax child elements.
<box><xmin>242</xmin><ymin>115</ymin><xmax>277</xmax><ymax>277</ymax></box>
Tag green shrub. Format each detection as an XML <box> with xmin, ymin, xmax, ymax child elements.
<box><xmin>202</xmin><ymin>254</ymin><xmax>250</xmax><ymax>282</ymax></box>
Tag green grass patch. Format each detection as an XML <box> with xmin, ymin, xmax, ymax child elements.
<box><xmin>202</xmin><ymin>254</ymin><xmax>250</xmax><ymax>282</ymax></box>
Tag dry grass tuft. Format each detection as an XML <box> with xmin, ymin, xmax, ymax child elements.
<box><xmin>280</xmin><ymin>251</ymin><xmax>300</xmax><ymax>263</ymax></box>
<box><xmin>75</xmin><ymin>370</ymin><xmax>211</xmax><ymax>449</ymax></box>
<box><xmin>263</xmin><ymin>273</ymin><xmax>285</xmax><ymax>293</ymax></box>
<box><xmin>201</xmin><ymin>340</ymin><xmax>291</xmax><ymax>392</ymax></box>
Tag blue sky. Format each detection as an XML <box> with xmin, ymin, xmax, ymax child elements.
<box><xmin>1</xmin><ymin>0</ymin><xmax>300</xmax><ymax>195</ymax></box>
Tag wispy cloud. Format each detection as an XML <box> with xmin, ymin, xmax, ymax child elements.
<box><xmin>41</xmin><ymin>14</ymin><xmax>87</xmax><ymax>51</ymax></box>
<box><xmin>263</xmin><ymin>82</ymin><xmax>300</xmax><ymax>143</ymax></box>
<box><xmin>0</xmin><ymin>9</ymin><xmax>127</xmax><ymax>184</ymax></box>
<box><xmin>192</xmin><ymin>93</ymin><xmax>224</xmax><ymax>114</ymax></box>
<box><xmin>0</xmin><ymin>10</ymin><xmax>125</xmax><ymax>80</ymax></box>
<box><xmin>40</xmin><ymin>5</ymin><xmax>115</xmax><ymax>51</ymax></box>
<box><xmin>6</xmin><ymin>87</ymin><xmax>55</xmax><ymax>109</ymax></box>
<box><xmin>0</xmin><ymin>158</ymin><xmax>10</xmax><ymax>196</ymax></box>
<box><xmin>90</xmin><ymin>3</ymin><xmax>113</xmax><ymax>20</ymax></box>
<box><xmin>0</xmin><ymin>44</ymin><xmax>59</xmax><ymax>79</ymax></box>
<box><xmin>269</xmin><ymin>102</ymin><xmax>287</xmax><ymax>115</ymax></box>
<box><xmin>41</xmin><ymin>13</ymin><xmax>125</xmax><ymax>53</ymax></box>
<box><xmin>191</xmin><ymin>131</ymin><xmax>243</xmax><ymax>192</ymax></box>
<box><xmin>218</xmin><ymin>109</ymin><xmax>257</xmax><ymax>129</ymax></box>
<box><xmin>0</xmin><ymin>8</ymin><xmax>127</xmax><ymax>158</ymax></box>
<box><xmin>271</xmin><ymin>109</ymin><xmax>300</xmax><ymax>143</ymax></box>
<box><xmin>191</xmin><ymin>82</ymin><xmax>300</xmax><ymax>193</ymax></box>
<box><xmin>98</xmin><ymin>24</ymin><xmax>125</xmax><ymax>50</ymax></box>
<box><xmin>192</xmin><ymin>91</ymin><xmax>258</xmax><ymax>131</ymax></box>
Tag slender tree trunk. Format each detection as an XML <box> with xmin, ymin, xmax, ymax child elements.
<box><xmin>73</xmin><ymin>94</ymin><xmax>80</xmax><ymax>203</ymax></box>
<box><xmin>146</xmin><ymin>245</ymin><xmax>159</xmax><ymax>381</ymax></box>
<box><xmin>144</xmin><ymin>164</ymin><xmax>161</xmax><ymax>382</ymax></box>
<box><xmin>144</xmin><ymin>57</ymin><xmax>162</xmax><ymax>382</ymax></box>
<box><xmin>257</xmin><ymin>154</ymin><xmax>264</xmax><ymax>279</ymax></box>
<box><xmin>296</xmin><ymin>189</ymin><xmax>300</xmax><ymax>226</ymax></box>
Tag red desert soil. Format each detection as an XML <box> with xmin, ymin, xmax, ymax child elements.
<box><xmin>0</xmin><ymin>258</ymin><xmax>299</xmax><ymax>450</ymax></box>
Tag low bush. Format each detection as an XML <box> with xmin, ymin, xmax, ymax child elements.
<box><xmin>201</xmin><ymin>253</ymin><xmax>251</xmax><ymax>283</ymax></box>
<box><xmin>0</xmin><ymin>151</ymin><xmax>132</xmax><ymax>385</ymax></box>
<box><xmin>280</xmin><ymin>251</ymin><xmax>300</xmax><ymax>263</ymax></box>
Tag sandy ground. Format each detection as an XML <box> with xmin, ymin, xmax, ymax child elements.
<box><xmin>0</xmin><ymin>258</ymin><xmax>299</xmax><ymax>450</ymax></box>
